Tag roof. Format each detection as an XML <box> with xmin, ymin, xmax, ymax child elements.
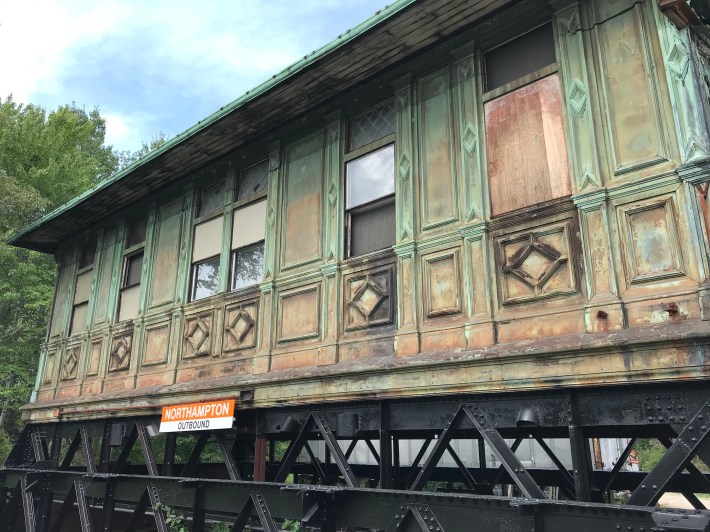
<box><xmin>10</xmin><ymin>0</ymin><xmax>517</xmax><ymax>252</ymax></box>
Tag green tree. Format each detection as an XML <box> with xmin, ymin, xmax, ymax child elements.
<box><xmin>116</xmin><ymin>132</ymin><xmax>169</xmax><ymax>171</ymax></box>
<box><xmin>0</xmin><ymin>96</ymin><xmax>118</xmax><ymax>207</ymax></box>
<box><xmin>0</xmin><ymin>96</ymin><xmax>163</xmax><ymax>460</ymax></box>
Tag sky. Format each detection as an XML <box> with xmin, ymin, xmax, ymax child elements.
<box><xmin>0</xmin><ymin>0</ymin><xmax>389</xmax><ymax>154</ymax></box>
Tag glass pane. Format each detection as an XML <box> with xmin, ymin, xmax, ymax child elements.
<box><xmin>346</xmin><ymin>144</ymin><xmax>395</xmax><ymax>209</ymax></box>
<box><xmin>349</xmin><ymin>198</ymin><xmax>395</xmax><ymax>257</ymax></box>
<box><xmin>238</xmin><ymin>160</ymin><xmax>268</xmax><ymax>200</ymax></box>
<box><xmin>126</xmin><ymin>218</ymin><xmax>148</xmax><ymax>248</ymax></box>
<box><xmin>118</xmin><ymin>285</ymin><xmax>140</xmax><ymax>322</ymax></box>
<box><xmin>485</xmin><ymin>23</ymin><xmax>556</xmax><ymax>91</ymax></box>
<box><xmin>70</xmin><ymin>303</ymin><xmax>88</xmax><ymax>335</ymax></box>
<box><xmin>192</xmin><ymin>216</ymin><xmax>224</xmax><ymax>262</ymax></box>
<box><xmin>349</xmin><ymin>101</ymin><xmax>395</xmax><ymax>151</ymax></box>
<box><xmin>231</xmin><ymin>242</ymin><xmax>264</xmax><ymax>291</ymax></box>
<box><xmin>192</xmin><ymin>256</ymin><xmax>221</xmax><ymax>301</ymax></box>
<box><xmin>124</xmin><ymin>252</ymin><xmax>143</xmax><ymax>287</ymax></box>
<box><xmin>74</xmin><ymin>271</ymin><xmax>93</xmax><ymax>304</ymax></box>
<box><xmin>232</xmin><ymin>200</ymin><xmax>266</xmax><ymax>249</ymax></box>
<box><xmin>198</xmin><ymin>181</ymin><xmax>225</xmax><ymax>216</ymax></box>
<box><xmin>79</xmin><ymin>241</ymin><xmax>96</xmax><ymax>269</ymax></box>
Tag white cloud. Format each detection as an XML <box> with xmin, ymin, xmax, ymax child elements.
<box><xmin>0</xmin><ymin>0</ymin><xmax>386</xmax><ymax>151</ymax></box>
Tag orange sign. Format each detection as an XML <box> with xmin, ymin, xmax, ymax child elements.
<box><xmin>159</xmin><ymin>399</ymin><xmax>235</xmax><ymax>432</ymax></box>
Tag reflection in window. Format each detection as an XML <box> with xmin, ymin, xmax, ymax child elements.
<box><xmin>192</xmin><ymin>256</ymin><xmax>221</xmax><ymax>301</ymax></box>
<box><xmin>345</xmin><ymin>99</ymin><xmax>396</xmax><ymax>258</ymax></box>
<box><xmin>231</xmin><ymin>242</ymin><xmax>264</xmax><ymax>291</ymax></box>
<box><xmin>346</xmin><ymin>145</ymin><xmax>395</xmax><ymax>209</ymax></box>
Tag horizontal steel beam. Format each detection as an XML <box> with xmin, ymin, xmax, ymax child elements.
<box><xmin>4</xmin><ymin>469</ymin><xmax>709</xmax><ymax>532</ymax></box>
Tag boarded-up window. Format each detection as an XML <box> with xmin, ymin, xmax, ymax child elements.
<box><xmin>346</xmin><ymin>101</ymin><xmax>396</xmax><ymax>257</ymax></box>
<box><xmin>484</xmin><ymin>24</ymin><xmax>570</xmax><ymax>216</ymax></box>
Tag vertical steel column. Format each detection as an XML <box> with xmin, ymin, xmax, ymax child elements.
<box><xmin>380</xmin><ymin>402</ymin><xmax>393</xmax><ymax>489</ymax></box>
<box><xmin>567</xmin><ymin>393</ymin><xmax>595</xmax><ymax>502</ymax></box>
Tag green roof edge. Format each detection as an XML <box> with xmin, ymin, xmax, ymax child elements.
<box><xmin>8</xmin><ymin>0</ymin><xmax>417</xmax><ymax>248</ymax></box>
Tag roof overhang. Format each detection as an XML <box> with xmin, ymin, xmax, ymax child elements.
<box><xmin>10</xmin><ymin>0</ymin><xmax>518</xmax><ymax>253</ymax></box>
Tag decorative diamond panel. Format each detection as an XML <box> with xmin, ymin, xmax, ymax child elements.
<box><xmin>109</xmin><ymin>332</ymin><xmax>132</xmax><ymax>372</ymax></box>
<box><xmin>184</xmin><ymin>313</ymin><xmax>212</xmax><ymax>358</ymax></box>
<box><xmin>61</xmin><ymin>345</ymin><xmax>80</xmax><ymax>380</ymax></box>
<box><xmin>224</xmin><ymin>300</ymin><xmax>258</xmax><ymax>352</ymax></box>
<box><xmin>349</xmin><ymin>101</ymin><xmax>395</xmax><ymax>151</ymax></box>
<box><xmin>568</xmin><ymin>78</ymin><xmax>588</xmax><ymax>118</ymax></box>
<box><xmin>344</xmin><ymin>265</ymin><xmax>394</xmax><ymax>331</ymax></box>
<box><xmin>498</xmin><ymin>222</ymin><xmax>578</xmax><ymax>305</ymax></box>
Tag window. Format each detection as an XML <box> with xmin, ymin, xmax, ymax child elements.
<box><xmin>69</xmin><ymin>241</ymin><xmax>95</xmax><ymax>335</ymax></box>
<box><xmin>483</xmin><ymin>23</ymin><xmax>570</xmax><ymax>216</ymax></box>
<box><xmin>118</xmin><ymin>218</ymin><xmax>147</xmax><ymax>321</ymax></box>
<box><xmin>231</xmin><ymin>160</ymin><xmax>268</xmax><ymax>291</ymax></box>
<box><xmin>189</xmin><ymin>160</ymin><xmax>268</xmax><ymax>301</ymax></box>
<box><xmin>190</xmin><ymin>209</ymin><xmax>224</xmax><ymax>301</ymax></box>
<box><xmin>345</xmin><ymin>101</ymin><xmax>396</xmax><ymax>257</ymax></box>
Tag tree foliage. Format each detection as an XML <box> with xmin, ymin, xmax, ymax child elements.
<box><xmin>0</xmin><ymin>95</ymin><xmax>164</xmax><ymax>460</ymax></box>
<box><xmin>0</xmin><ymin>96</ymin><xmax>118</xmax><ymax>207</ymax></box>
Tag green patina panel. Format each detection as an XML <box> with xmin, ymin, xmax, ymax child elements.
<box><xmin>419</xmin><ymin>68</ymin><xmax>458</xmax><ymax>229</ymax></box>
<box><xmin>281</xmin><ymin>131</ymin><xmax>324</xmax><ymax>269</ymax></box>
<box><xmin>92</xmin><ymin>229</ymin><xmax>118</xmax><ymax>325</ymax></box>
<box><xmin>150</xmin><ymin>199</ymin><xmax>184</xmax><ymax>306</ymax></box>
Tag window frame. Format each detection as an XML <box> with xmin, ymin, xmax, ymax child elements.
<box><xmin>344</xmin><ymin>99</ymin><xmax>396</xmax><ymax>259</ymax></box>
<box><xmin>481</xmin><ymin>22</ymin><xmax>559</xmax><ymax>103</ymax></box>
<box><xmin>69</xmin><ymin>242</ymin><xmax>95</xmax><ymax>336</ymax></box>
<box><xmin>116</xmin><ymin>218</ymin><xmax>147</xmax><ymax>322</ymax></box>
<box><xmin>228</xmin><ymin>159</ymin><xmax>269</xmax><ymax>293</ymax></box>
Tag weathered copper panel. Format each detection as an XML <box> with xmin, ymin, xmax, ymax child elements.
<box><xmin>344</xmin><ymin>266</ymin><xmax>394</xmax><ymax>331</ymax></box>
<box><xmin>183</xmin><ymin>312</ymin><xmax>213</xmax><ymax>358</ymax></box>
<box><xmin>109</xmin><ymin>330</ymin><xmax>132</xmax><ymax>372</ymax></box>
<box><xmin>61</xmin><ymin>344</ymin><xmax>80</xmax><ymax>381</ymax></box>
<box><xmin>144</xmin><ymin>323</ymin><xmax>170</xmax><ymax>365</ymax></box>
<box><xmin>617</xmin><ymin>196</ymin><xmax>684</xmax><ymax>285</ymax></box>
<box><xmin>422</xmin><ymin>249</ymin><xmax>462</xmax><ymax>318</ymax></box>
<box><xmin>49</xmin><ymin>258</ymin><xmax>72</xmax><ymax>338</ymax></box>
<box><xmin>224</xmin><ymin>299</ymin><xmax>258</xmax><ymax>352</ymax></box>
<box><xmin>596</xmin><ymin>2</ymin><xmax>670</xmax><ymax>173</ymax></box>
<box><xmin>485</xmin><ymin>75</ymin><xmax>570</xmax><ymax>215</ymax></box>
<box><xmin>282</xmin><ymin>132</ymin><xmax>323</xmax><ymax>268</ymax></box>
<box><xmin>419</xmin><ymin>69</ymin><xmax>457</xmax><ymax>228</ymax></box>
<box><xmin>43</xmin><ymin>349</ymin><xmax>57</xmax><ymax>385</ymax></box>
<box><xmin>278</xmin><ymin>284</ymin><xmax>320</xmax><ymax>342</ymax></box>
<box><xmin>496</xmin><ymin>220</ymin><xmax>578</xmax><ymax>305</ymax></box>
<box><xmin>93</xmin><ymin>230</ymin><xmax>118</xmax><ymax>324</ymax></box>
<box><xmin>151</xmin><ymin>200</ymin><xmax>183</xmax><ymax>306</ymax></box>
<box><xmin>87</xmin><ymin>338</ymin><xmax>102</xmax><ymax>376</ymax></box>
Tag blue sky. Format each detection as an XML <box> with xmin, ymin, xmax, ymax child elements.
<box><xmin>0</xmin><ymin>0</ymin><xmax>388</xmax><ymax>153</ymax></box>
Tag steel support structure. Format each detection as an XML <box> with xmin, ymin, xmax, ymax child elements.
<box><xmin>1</xmin><ymin>382</ymin><xmax>709</xmax><ymax>531</ymax></box>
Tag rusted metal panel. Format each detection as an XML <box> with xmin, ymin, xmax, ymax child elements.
<box><xmin>281</xmin><ymin>132</ymin><xmax>323</xmax><ymax>269</ymax></box>
<box><xmin>485</xmin><ymin>75</ymin><xmax>571</xmax><ymax>215</ymax></box>
<box><xmin>150</xmin><ymin>199</ymin><xmax>184</xmax><ymax>306</ymax></box>
<box><xmin>418</xmin><ymin>67</ymin><xmax>458</xmax><ymax>229</ymax></box>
